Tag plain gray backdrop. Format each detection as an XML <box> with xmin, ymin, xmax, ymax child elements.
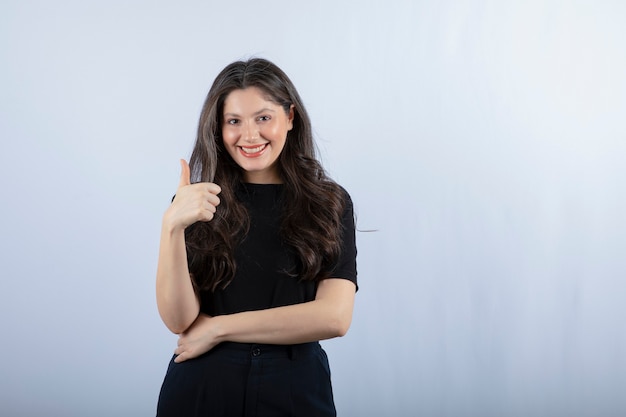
<box><xmin>1</xmin><ymin>1</ymin><xmax>625</xmax><ymax>416</ymax></box>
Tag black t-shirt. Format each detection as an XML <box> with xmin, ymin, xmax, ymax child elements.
<box><xmin>200</xmin><ymin>183</ymin><xmax>357</xmax><ymax>316</ymax></box>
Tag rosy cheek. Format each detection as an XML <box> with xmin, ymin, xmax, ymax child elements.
<box><xmin>221</xmin><ymin>129</ymin><xmax>237</xmax><ymax>144</ymax></box>
<box><xmin>265</xmin><ymin>125</ymin><xmax>279</xmax><ymax>135</ymax></box>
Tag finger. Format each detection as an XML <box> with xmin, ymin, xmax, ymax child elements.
<box><xmin>173</xmin><ymin>344</ymin><xmax>185</xmax><ymax>361</ymax></box>
<box><xmin>203</xmin><ymin>201</ymin><xmax>217</xmax><ymax>214</ymax></box>
<box><xmin>188</xmin><ymin>183</ymin><xmax>221</xmax><ymax>197</ymax></box>
<box><xmin>178</xmin><ymin>159</ymin><xmax>191</xmax><ymax>188</ymax></box>
<box><xmin>205</xmin><ymin>193</ymin><xmax>220</xmax><ymax>208</ymax></box>
<box><xmin>205</xmin><ymin>183</ymin><xmax>221</xmax><ymax>195</ymax></box>
<box><xmin>199</xmin><ymin>210</ymin><xmax>214</xmax><ymax>222</ymax></box>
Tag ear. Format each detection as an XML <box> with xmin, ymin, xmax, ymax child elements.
<box><xmin>287</xmin><ymin>104</ymin><xmax>295</xmax><ymax>131</ymax></box>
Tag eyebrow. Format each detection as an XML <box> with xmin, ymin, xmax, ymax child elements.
<box><xmin>224</xmin><ymin>108</ymin><xmax>277</xmax><ymax>118</ymax></box>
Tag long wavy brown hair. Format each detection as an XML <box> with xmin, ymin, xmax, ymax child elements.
<box><xmin>184</xmin><ymin>58</ymin><xmax>346</xmax><ymax>292</ymax></box>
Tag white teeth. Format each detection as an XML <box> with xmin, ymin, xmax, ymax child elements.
<box><xmin>241</xmin><ymin>144</ymin><xmax>265</xmax><ymax>154</ymax></box>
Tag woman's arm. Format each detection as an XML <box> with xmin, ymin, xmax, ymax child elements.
<box><xmin>173</xmin><ymin>278</ymin><xmax>356</xmax><ymax>362</ymax></box>
<box><xmin>155</xmin><ymin>223</ymin><xmax>199</xmax><ymax>334</ymax></box>
<box><xmin>156</xmin><ymin>160</ymin><xmax>221</xmax><ymax>334</ymax></box>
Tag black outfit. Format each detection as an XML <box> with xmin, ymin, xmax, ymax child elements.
<box><xmin>157</xmin><ymin>184</ymin><xmax>357</xmax><ymax>417</ymax></box>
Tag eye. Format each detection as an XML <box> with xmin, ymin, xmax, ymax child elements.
<box><xmin>226</xmin><ymin>118</ymin><xmax>240</xmax><ymax>125</ymax></box>
<box><xmin>258</xmin><ymin>115</ymin><xmax>271</xmax><ymax>122</ymax></box>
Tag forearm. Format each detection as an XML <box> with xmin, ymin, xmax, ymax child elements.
<box><xmin>213</xmin><ymin>279</ymin><xmax>355</xmax><ymax>345</ymax></box>
<box><xmin>156</xmin><ymin>221</ymin><xmax>199</xmax><ymax>334</ymax></box>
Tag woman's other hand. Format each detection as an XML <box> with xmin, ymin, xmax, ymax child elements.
<box><xmin>174</xmin><ymin>314</ymin><xmax>223</xmax><ymax>363</ymax></box>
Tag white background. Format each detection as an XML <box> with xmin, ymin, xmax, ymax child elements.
<box><xmin>1</xmin><ymin>1</ymin><xmax>625</xmax><ymax>416</ymax></box>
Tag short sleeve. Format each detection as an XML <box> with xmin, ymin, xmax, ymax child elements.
<box><xmin>327</xmin><ymin>190</ymin><xmax>358</xmax><ymax>290</ymax></box>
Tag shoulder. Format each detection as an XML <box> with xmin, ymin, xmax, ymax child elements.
<box><xmin>332</xmin><ymin>184</ymin><xmax>355</xmax><ymax>228</ymax></box>
<box><xmin>333</xmin><ymin>183</ymin><xmax>354</xmax><ymax>212</ymax></box>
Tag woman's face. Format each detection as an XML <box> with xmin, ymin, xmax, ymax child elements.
<box><xmin>221</xmin><ymin>87</ymin><xmax>294</xmax><ymax>184</ymax></box>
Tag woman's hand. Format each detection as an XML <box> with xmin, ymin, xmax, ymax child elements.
<box><xmin>174</xmin><ymin>313</ymin><xmax>223</xmax><ymax>363</ymax></box>
<box><xmin>164</xmin><ymin>159</ymin><xmax>221</xmax><ymax>232</ymax></box>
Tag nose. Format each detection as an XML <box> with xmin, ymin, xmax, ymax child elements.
<box><xmin>242</xmin><ymin>121</ymin><xmax>259</xmax><ymax>142</ymax></box>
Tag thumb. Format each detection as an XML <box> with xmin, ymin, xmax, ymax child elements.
<box><xmin>178</xmin><ymin>159</ymin><xmax>191</xmax><ymax>187</ymax></box>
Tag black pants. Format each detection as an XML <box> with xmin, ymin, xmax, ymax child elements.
<box><xmin>156</xmin><ymin>341</ymin><xmax>336</xmax><ymax>417</ymax></box>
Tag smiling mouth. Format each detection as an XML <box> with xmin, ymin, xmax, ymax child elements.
<box><xmin>239</xmin><ymin>143</ymin><xmax>268</xmax><ymax>157</ymax></box>
<box><xmin>241</xmin><ymin>144</ymin><xmax>266</xmax><ymax>153</ymax></box>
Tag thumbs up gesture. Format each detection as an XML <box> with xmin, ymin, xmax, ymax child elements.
<box><xmin>164</xmin><ymin>159</ymin><xmax>222</xmax><ymax>231</ymax></box>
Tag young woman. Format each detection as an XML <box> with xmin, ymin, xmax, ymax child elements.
<box><xmin>155</xmin><ymin>58</ymin><xmax>357</xmax><ymax>416</ymax></box>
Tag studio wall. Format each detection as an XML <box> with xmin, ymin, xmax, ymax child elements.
<box><xmin>1</xmin><ymin>1</ymin><xmax>624</xmax><ymax>416</ymax></box>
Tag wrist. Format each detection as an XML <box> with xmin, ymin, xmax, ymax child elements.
<box><xmin>162</xmin><ymin>212</ymin><xmax>186</xmax><ymax>235</ymax></box>
<box><xmin>211</xmin><ymin>315</ymin><xmax>229</xmax><ymax>344</ymax></box>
